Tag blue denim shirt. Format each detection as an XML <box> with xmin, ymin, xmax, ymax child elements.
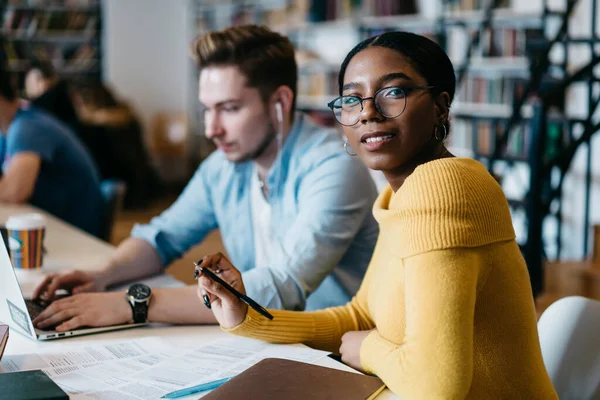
<box><xmin>132</xmin><ymin>113</ymin><xmax>379</xmax><ymax>311</ymax></box>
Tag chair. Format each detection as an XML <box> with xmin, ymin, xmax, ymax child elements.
<box><xmin>99</xmin><ymin>179</ymin><xmax>127</xmax><ymax>243</ymax></box>
<box><xmin>149</xmin><ymin>112</ymin><xmax>193</xmax><ymax>185</ymax></box>
<box><xmin>538</xmin><ymin>296</ymin><xmax>600</xmax><ymax>399</ymax></box>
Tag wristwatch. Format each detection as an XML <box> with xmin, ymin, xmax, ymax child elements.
<box><xmin>126</xmin><ymin>283</ymin><xmax>152</xmax><ymax>323</ymax></box>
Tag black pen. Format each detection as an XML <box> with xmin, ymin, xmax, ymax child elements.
<box><xmin>193</xmin><ymin>261</ymin><xmax>274</xmax><ymax>320</ymax></box>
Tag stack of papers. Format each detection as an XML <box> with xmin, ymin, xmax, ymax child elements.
<box><xmin>0</xmin><ymin>337</ymin><xmax>329</xmax><ymax>399</ymax></box>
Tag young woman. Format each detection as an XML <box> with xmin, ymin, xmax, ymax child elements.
<box><xmin>196</xmin><ymin>32</ymin><xmax>558</xmax><ymax>399</ymax></box>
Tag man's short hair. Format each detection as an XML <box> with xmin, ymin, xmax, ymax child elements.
<box><xmin>0</xmin><ymin>70</ymin><xmax>17</xmax><ymax>101</ymax></box>
<box><xmin>191</xmin><ymin>24</ymin><xmax>297</xmax><ymax>109</ymax></box>
<box><xmin>27</xmin><ymin>60</ymin><xmax>58</xmax><ymax>80</ymax></box>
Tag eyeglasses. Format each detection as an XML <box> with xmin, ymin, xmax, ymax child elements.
<box><xmin>327</xmin><ymin>85</ymin><xmax>435</xmax><ymax>126</ymax></box>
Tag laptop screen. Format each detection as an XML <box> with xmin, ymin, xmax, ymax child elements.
<box><xmin>0</xmin><ymin>239</ymin><xmax>37</xmax><ymax>339</ymax></box>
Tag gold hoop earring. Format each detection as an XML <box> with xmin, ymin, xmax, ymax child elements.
<box><xmin>344</xmin><ymin>140</ymin><xmax>357</xmax><ymax>156</ymax></box>
<box><xmin>434</xmin><ymin>124</ymin><xmax>448</xmax><ymax>142</ymax></box>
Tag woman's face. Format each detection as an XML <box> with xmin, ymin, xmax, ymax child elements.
<box><xmin>340</xmin><ymin>46</ymin><xmax>445</xmax><ymax>171</ymax></box>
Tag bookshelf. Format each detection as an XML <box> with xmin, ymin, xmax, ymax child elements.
<box><xmin>0</xmin><ymin>0</ymin><xmax>102</xmax><ymax>92</ymax></box>
<box><xmin>191</xmin><ymin>0</ymin><xmax>600</xmax><ymax>296</ymax></box>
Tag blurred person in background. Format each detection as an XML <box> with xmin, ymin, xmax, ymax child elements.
<box><xmin>25</xmin><ymin>60</ymin><xmax>80</xmax><ymax>130</ymax></box>
<box><xmin>71</xmin><ymin>82</ymin><xmax>160</xmax><ymax>209</ymax></box>
<box><xmin>25</xmin><ymin>60</ymin><xmax>159</xmax><ymax>209</ymax></box>
<box><xmin>32</xmin><ymin>25</ymin><xmax>379</xmax><ymax>332</ymax></box>
<box><xmin>0</xmin><ymin>70</ymin><xmax>104</xmax><ymax>237</ymax></box>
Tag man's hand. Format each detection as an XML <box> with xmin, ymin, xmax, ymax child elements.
<box><xmin>33</xmin><ymin>270</ymin><xmax>108</xmax><ymax>301</ymax></box>
<box><xmin>33</xmin><ymin>292</ymin><xmax>132</xmax><ymax>332</ymax></box>
<box><xmin>339</xmin><ymin>329</ymin><xmax>376</xmax><ymax>373</ymax></box>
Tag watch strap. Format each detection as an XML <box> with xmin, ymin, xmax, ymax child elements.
<box><xmin>129</xmin><ymin>300</ymin><xmax>149</xmax><ymax>323</ymax></box>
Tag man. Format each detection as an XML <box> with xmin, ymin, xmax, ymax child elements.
<box><xmin>0</xmin><ymin>71</ymin><xmax>104</xmax><ymax>237</ymax></box>
<box><xmin>32</xmin><ymin>25</ymin><xmax>379</xmax><ymax>332</ymax></box>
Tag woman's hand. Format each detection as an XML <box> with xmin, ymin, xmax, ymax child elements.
<box><xmin>195</xmin><ymin>253</ymin><xmax>248</xmax><ymax>329</ymax></box>
<box><xmin>33</xmin><ymin>292</ymin><xmax>132</xmax><ymax>332</ymax></box>
<box><xmin>339</xmin><ymin>329</ymin><xmax>376</xmax><ymax>373</ymax></box>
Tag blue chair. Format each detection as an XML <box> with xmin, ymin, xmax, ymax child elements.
<box><xmin>99</xmin><ymin>179</ymin><xmax>127</xmax><ymax>242</ymax></box>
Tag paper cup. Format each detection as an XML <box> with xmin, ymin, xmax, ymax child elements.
<box><xmin>6</xmin><ymin>214</ymin><xmax>46</xmax><ymax>269</ymax></box>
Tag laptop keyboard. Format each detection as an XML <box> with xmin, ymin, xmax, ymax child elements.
<box><xmin>25</xmin><ymin>299</ymin><xmax>48</xmax><ymax>320</ymax></box>
<box><xmin>25</xmin><ymin>296</ymin><xmax>69</xmax><ymax>331</ymax></box>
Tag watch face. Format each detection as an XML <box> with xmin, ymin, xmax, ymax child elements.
<box><xmin>128</xmin><ymin>284</ymin><xmax>151</xmax><ymax>300</ymax></box>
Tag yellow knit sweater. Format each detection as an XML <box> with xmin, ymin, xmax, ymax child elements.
<box><xmin>228</xmin><ymin>158</ymin><xmax>558</xmax><ymax>399</ymax></box>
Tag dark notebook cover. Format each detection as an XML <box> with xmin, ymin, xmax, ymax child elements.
<box><xmin>0</xmin><ymin>369</ymin><xmax>68</xmax><ymax>400</ymax></box>
<box><xmin>0</xmin><ymin>324</ymin><xmax>8</xmax><ymax>361</ymax></box>
<box><xmin>203</xmin><ymin>357</ymin><xmax>386</xmax><ymax>400</ymax></box>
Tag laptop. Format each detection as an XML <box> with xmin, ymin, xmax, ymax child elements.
<box><xmin>0</xmin><ymin>238</ymin><xmax>145</xmax><ymax>340</ymax></box>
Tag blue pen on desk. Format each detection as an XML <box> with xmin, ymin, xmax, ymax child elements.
<box><xmin>161</xmin><ymin>377</ymin><xmax>232</xmax><ymax>399</ymax></box>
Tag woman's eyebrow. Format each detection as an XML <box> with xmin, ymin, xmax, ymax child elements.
<box><xmin>342</xmin><ymin>81</ymin><xmax>361</xmax><ymax>92</ymax></box>
<box><xmin>342</xmin><ymin>72</ymin><xmax>413</xmax><ymax>93</ymax></box>
<box><xmin>378</xmin><ymin>72</ymin><xmax>412</xmax><ymax>86</ymax></box>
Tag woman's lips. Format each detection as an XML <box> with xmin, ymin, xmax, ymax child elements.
<box><xmin>360</xmin><ymin>133</ymin><xmax>397</xmax><ymax>151</ymax></box>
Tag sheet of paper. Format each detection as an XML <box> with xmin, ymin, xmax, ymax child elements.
<box><xmin>42</xmin><ymin>336</ymin><xmax>330</xmax><ymax>400</ymax></box>
<box><xmin>0</xmin><ymin>337</ymin><xmax>177</xmax><ymax>373</ymax></box>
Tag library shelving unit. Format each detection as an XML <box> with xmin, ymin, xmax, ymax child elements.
<box><xmin>190</xmin><ymin>0</ymin><xmax>600</xmax><ymax>296</ymax></box>
<box><xmin>0</xmin><ymin>0</ymin><xmax>102</xmax><ymax>93</ymax></box>
<box><xmin>427</xmin><ymin>0</ymin><xmax>600</xmax><ymax>296</ymax></box>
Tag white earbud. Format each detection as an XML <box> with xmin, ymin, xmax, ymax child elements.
<box><xmin>275</xmin><ymin>101</ymin><xmax>283</xmax><ymax>125</ymax></box>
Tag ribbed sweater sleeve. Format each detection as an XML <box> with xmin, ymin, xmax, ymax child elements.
<box><xmin>226</xmin><ymin>253</ymin><xmax>377</xmax><ymax>353</ymax></box>
<box><xmin>360</xmin><ymin>249</ymin><xmax>482</xmax><ymax>399</ymax></box>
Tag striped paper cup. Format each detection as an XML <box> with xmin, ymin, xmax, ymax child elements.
<box><xmin>6</xmin><ymin>214</ymin><xmax>46</xmax><ymax>270</ymax></box>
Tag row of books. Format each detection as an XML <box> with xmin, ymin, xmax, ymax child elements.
<box><xmin>360</xmin><ymin>26</ymin><xmax>543</xmax><ymax>62</ymax></box>
<box><xmin>2</xmin><ymin>41</ymin><xmax>97</xmax><ymax>70</ymax></box>
<box><xmin>450</xmin><ymin>119</ymin><xmax>567</xmax><ymax>161</ymax></box>
<box><xmin>2</xmin><ymin>9</ymin><xmax>97</xmax><ymax>36</ymax></box>
<box><xmin>446</xmin><ymin>27</ymin><xmax>534</xmax><ymax>60</ymax></box>
<box><xmin>304</xmin><ymin>0</ymin><xmax>417</xmax><ymax>21</ymax></box>
<box><xmin>202</xmin><ymin>0</ymin><xmax>420</xmax><ymax>29</ymax></box>
<box><xmin>297</xmin><ymin>67</ymin><xmax>338</xmax><ymax>98</ymax></box>
<box><xmin>445</xmin><ymin>0</ymin><xmax>510</xmax><ymax>12</ymax></box>
<box><xmin>7</xmin><ymin>0</ymin><xmax>98</xmax><ymax>7</ymax></box>
<box><xmin>456</xmin><ymin>76</ymin><xmax>526</xmax><ymax>105</ymax></box>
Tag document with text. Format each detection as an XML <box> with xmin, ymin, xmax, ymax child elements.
<box><xmin>2</xmin><ymin>336</ymin><xmax>329</xmax><ymax>400</ymax></box>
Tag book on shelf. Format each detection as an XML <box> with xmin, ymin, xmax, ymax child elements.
<box><xmin>263</xmin><ymin>0</ymin><xmax>417</xmax><ymax>25</ymax></box>
<box><xmin>0</xmin><ymin>41</ymin><xmax>97</xmax><ymax>70</ymax></box>
<box><xmin>197</xmin><ymin>1</ymin><xmax>420</xmax><ymax>32</ymax></box>
<box><xmin>2</xmin><ymin>8</ymin><xmax>97</xmax><ymax>37</ymax></box>
<box><xmin>457</xmin><ymin>76</ymin><xmax>526</xmax><ymax>105</ymax></box>
<box><xmin>7</xmin><ymin>0</ymin><xmax>98</xmax><ymax>7</ymax></box>
<box><xmin>453</xmin><ymin>117</ymin><xmax>566</xmax><ymax>162</ymax></box>
<box><xmin>445</xmin><ymin>0</ymin><xmax>510</xmax><ymax>12</ymax></box>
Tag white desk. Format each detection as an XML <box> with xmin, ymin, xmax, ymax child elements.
<box><xmin>0</xmin><ymin>203</ymin><xmax>182</xmax><ymax>297</ymax></box>
<box><xmin>1</xmin><ymin>203</ymin><xmax>397</xmax><ymax>399</ymax></box>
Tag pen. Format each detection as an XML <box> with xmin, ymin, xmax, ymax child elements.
<box><xmin>194</xmin><ymin>260</ymin><xmax>274</xmax><ymax>320</ymax></box>
<box><xmin>161</xmin><ymin>377</ymin><xmax>231</xmax><ymax>399</ymax></box>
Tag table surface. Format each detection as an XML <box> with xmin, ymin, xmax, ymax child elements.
<box><xmin>0</xmin><ymin>203</ymin><xmax>397</xmax><ymax>399</ymax></box>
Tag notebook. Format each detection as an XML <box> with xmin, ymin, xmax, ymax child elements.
<box><xmin>0</xmin><ymin>369</ymin><xmax>68</xmax><ymax>400</ymax></box>
<box><xmin>202</xmin><ymin>357</ymin><xmax>386</xmax><ymax>400</ymax></box>
<box><xmin>0</xmin><ymin>324</ymin><xmax>7</xmax><ymax>361</ymax></box>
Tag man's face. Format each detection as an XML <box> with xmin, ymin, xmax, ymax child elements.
<box><xmin>199</xmin><ymin>65</ymin><xmax>276</xmax><ymax>163</ymax></box>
